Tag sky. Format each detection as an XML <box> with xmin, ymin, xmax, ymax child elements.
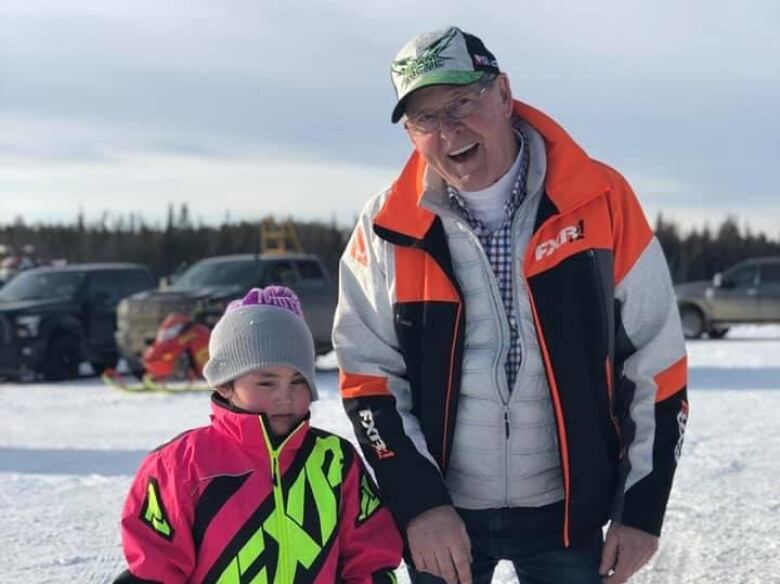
<box><xmin>1</xmin><ymin>0</ymin><xmax>779</xmax><ymax>236</ymax></box>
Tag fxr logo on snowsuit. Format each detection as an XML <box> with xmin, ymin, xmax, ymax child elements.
<box><xmin>213</xmin><ymin>436</ymin><xmax>345</xmax><ymax>584</ymax></box>
<box><xmin>359</xmin><ymin>408</ymin><xmax>395</xmax><ymax>460</ymax></box>
<box><xmin>535</xmin><ymin>220</ymin><xmax>586</xmax><ymax>261</ymax></box>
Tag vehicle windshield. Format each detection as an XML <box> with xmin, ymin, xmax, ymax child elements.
<box><xmin>0</xmin><ymin>270</ymin><xmax>85</xmax><ymax>302</ymax></box>
<box><xmin>171</xmin><ymin>259</ymin><xmax>265</xmax><ymax>291</ymax></box>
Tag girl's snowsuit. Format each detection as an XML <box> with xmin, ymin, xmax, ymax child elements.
<box><xmin>115</xmin><ymin>395</ymin><xmax>403</xmax><ymax>584</ymax></box>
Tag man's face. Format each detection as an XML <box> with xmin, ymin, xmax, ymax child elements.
<box><xmin>404</xmin><ymin>74</ymin><xmax>517</xmax><ymax>192</ymax></box>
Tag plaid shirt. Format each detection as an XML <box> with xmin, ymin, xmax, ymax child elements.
<box><xmin>447</xmin><ymin>132</ymin><xmax>530</xmax><ymax>391</ymax></box>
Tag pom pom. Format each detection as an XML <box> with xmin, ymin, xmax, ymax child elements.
<box><xmin>226</xmin><ymin>286</ymin><xmax>304</xmax><ymax>318</ymax></box>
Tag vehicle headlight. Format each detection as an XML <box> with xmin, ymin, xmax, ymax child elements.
<box><xmin>16</xmin><ymin>314</ymin><xmax>42</xmax><ymax>338</ymax></box>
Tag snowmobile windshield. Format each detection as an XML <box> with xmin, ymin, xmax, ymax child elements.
<box><xmin>0</xmin><ymin>270</ymin><xmax>85</xmax><ymax>302</ymax></box>
<box><xmin>171</xmin><ymin>259</ymin><xmax>265</xmax><ymax>291</ymax></box>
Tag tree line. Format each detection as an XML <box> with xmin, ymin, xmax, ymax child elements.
<box><xmin>1</xmin><ymin>206</ymin><xmax>778</xmax><ymax>284</ymax></box>
<box><xmin>0</xmin><ymin>205</ymin><xmax>350</xmax><ymax>280</ymax></box>
<box><xmin>654</xmin><ymin>215</ymin><xmax>780</xmax><ymax>283</ymax></box>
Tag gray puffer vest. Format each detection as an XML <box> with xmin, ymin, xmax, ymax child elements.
<box><xmin>420</xmin><ymin>122</ymin><xmax>564</xmax><ymax>509</ymax></box>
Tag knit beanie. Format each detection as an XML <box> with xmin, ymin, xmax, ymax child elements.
<box><xmin>202</xmin><ymin>286</ymin><xmax>318</xmax><ymax>400</ymax></box>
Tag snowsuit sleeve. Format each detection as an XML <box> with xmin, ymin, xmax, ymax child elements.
<box><xmin>114</xmin><ymin>449</ymin><xmax>196</xmax><ymax>583</ymax></box>
<box><xmin>605</xmin><ymin>165</ymin><xmax>689</xmax><ymax>536</ymax></box>
<box><xmin>337</xmin><ymin>444</ymin><xmax>403</xmax><ymax>584</ymax></box>
<box><xmin>333</xmin><ymin>204</ymin><xmax>453</xmax><ymax>529</ymax></box>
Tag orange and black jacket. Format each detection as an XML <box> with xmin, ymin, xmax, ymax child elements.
<box><xmin>333</xmin><ymin>101</ymin><xmax>688</xmax><ymax>546</ymax></box>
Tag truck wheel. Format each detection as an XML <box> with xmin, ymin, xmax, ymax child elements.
<box><xmin>42</xmin><ymin>335</ymin><xmax>82</xmax><ymax>381</ymax></box>
<box><xmin>680</xmin><ymin>306</ymin><xmax>705</xmax><ymax>339</ymax></box>
<box><xmin>708</xmin><ymin>327</ymin><xmax>729</xmax><ymax>339</ymax></box>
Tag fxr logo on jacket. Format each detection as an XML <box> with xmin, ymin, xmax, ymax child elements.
<box><xmin>535</xmin><ymin>220</ymin><xmax>585</xmax><ymax>261</ymax></box>
<box><xmin>674</xmin><ymin>400</ymin><xmax>689</xmax><ymax>462</ymax></box>
<box><xmin>359</xmin><ymin>408</ymin><xmax>396</xmax><ymax>460</ymax></box>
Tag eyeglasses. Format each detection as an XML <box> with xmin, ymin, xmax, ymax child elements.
<box><xmin>404</xmin><ymin>80</ymin><xmax>494</xmax><ymax>135</ymax></box>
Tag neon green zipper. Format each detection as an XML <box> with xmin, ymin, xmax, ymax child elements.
<box><xmin>259</xmin><ymin>417</ymin><xmax>306</xmax><ymax>584</ymax></box>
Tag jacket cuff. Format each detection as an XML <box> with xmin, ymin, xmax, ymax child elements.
<box><xmin>620</xmin><ymin>486</ymin><xmax>668</xmax><ymax>537</ymax></box>
<box><xmin>389</xmin><ymin>473</ymin><xmax>453</xmax><ymax>529</ymax></box>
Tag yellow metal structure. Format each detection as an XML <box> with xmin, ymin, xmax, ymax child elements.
<box><xmin>260</xmin><ymin>219</ymin><xmax>303</xmax><ymax>254</ymax></box>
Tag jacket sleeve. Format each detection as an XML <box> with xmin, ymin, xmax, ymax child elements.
<box><xmin>606</xmin><ymin>167</ymin><xmax>689</xmax><ymax>536</ymax></box>
<box><xmin>333</xmin><ymin>202</ymin><xmax>452</xmax><ymax>529</ymax></box>
<box><xmin>115</xmin><ymin>449</ymin><xmax>196</xmax><ymax>584</ymax></box>
<box><xmin>337</xmin><ymin>445</ymin><xmax>403</xmax><ymax>584</ymax></box>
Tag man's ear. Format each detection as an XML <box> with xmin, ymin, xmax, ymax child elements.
<box><xmin>497</xmin><ymin>73</ymin><xmax>513</xmax><ymax>114</ymax></box>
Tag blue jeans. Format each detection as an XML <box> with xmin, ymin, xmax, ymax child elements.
<box><xmin>408</xmin><ymin>506</ymin><xmax>603</xmax><ymax>584</ymax></box>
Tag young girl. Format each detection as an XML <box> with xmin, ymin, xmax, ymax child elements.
<box><xmin>115</xmin><ymin>287</ymin><xmax>402</xmax><ymax>584</ymax></box>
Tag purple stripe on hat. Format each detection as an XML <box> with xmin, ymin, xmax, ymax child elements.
<box><xmin>226</xmin><ymin>286</ymin><xmax>304</xmax><ymax>318</ymax></box>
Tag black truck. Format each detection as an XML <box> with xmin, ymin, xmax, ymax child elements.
<box><xmin>0</xmin><ymin>264</ymin><xmax>156</xmax><ymax>380</ymax></box>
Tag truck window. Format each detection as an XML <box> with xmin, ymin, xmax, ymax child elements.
<box><xmin>297</xmin><ymin>260</ymin><xmax>325</xmax><ymax>283</ymax></box>
<box><xmin>86</xmin><ymin>272</ymin><xmax>121</xmax><ymax>306</ymax></box>
<box><xmin>263</xmin><ymin>261</ymin><xmax>299</xmax><ymax>286</ymax></box>
<box><xmin>119</xmin><ymin>270</ymin><xmax>155</xmax><ymax>297</ymax></box>
<box><xmin>760</xmin><ymin>263</ymin><xmax>780</xmax><ymax>285</ymax></box>
<box><xmin>723</xmin><ymin>265</ymin><xmax>757</xmax><ymax>288</ymax></box>
<box><xmin>0</xmin><ymin>270</ymin><xmax>84</xmax><ymax>302</ymax></box>
<box><xmin>172</xmin><ymin>259</ymin><xmax>265</xmax><ymax>291</ymax></box>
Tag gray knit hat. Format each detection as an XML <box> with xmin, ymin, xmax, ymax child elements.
<box><xmin>203</xmin><ymin>286</ymin><xmax>318</xmax><ymax>400</ymax></box>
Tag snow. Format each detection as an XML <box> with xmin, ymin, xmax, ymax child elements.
<box><xmin>1</xmin><ymin>328</ymin><xmax>779</xmax><ymax>583</ymax></box>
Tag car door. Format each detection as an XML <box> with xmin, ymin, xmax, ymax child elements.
<box><xmin>709</xmin><ymin>263</ymin><xmax>762</xmax><ymax>322</ymax></box>
<box><xmin>758</xmin><ymin>262</ymin><xmax>780</xmax><ymax>322</ymax></box>
<box><xmin>83</xmin><ymin>271</ymin><xmax>122</xmax><ymax>350</ymax></box>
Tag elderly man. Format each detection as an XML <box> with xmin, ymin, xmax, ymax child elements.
<box><xmin>334</xmin><ymin>26</ymin><xmax>688</xmax><ymax>584</ymax></box>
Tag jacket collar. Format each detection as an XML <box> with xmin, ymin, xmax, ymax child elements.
<box><xmin>374</xmin><ymin>101</ymin><xmax>609</xmax><ymax>240</ymax></box>
<box><xmin>209</xmin><ymin>393</ymin><xmax>310</xmax><ymax>453</ymax></box>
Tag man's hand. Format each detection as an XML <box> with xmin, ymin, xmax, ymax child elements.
<box><xmin>407</xmin><ymin>505</ymin><xmax>472</xmax><ymax>584</ymax></box>
<box><xmin>599</xmin><ymin>522</ymin><xmax>659</xmax><ymax>583</ymax></box>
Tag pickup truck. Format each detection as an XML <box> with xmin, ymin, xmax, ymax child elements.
<box><xmin>116</xmin><ymin>253</ymin><xmax>337</xmax><ymax>377</ymax></box>
<box><xmin>674</xmin><ymin>256</ymin><xmax>780</xmax><ymax>339</ymax></box>
<box><xmin>0</xmin><ymin>263</ymin><xmax>156</xmax><ymax>380</ymax></box>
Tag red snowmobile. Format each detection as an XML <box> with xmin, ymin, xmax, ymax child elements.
<box><xmin>103</xmin><ymin>313</ymin><xmax>211</xmax><ymax>392</ymax></box>
<box><xmin>143</xmin><ymin>313</ymin><xmax>210</xmax><ymax>381</ymax></box>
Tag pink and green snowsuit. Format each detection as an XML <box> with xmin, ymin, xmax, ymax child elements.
<box><xmin>115</xmin><ymin>395</ymin><xmax>403</xmax><ymax>583</ymax></box>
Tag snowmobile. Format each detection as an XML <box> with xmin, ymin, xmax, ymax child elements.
<box><xmin>103</xmin><ymin>313</ymin><xmax>211</xmax><ymax>393</ymax></box>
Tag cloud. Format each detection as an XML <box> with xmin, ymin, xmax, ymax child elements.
<box><xmin>0</xmin><ymin>0</ymin><xmax>778</xmax><ymax>235</ymax></box>
<box><xmin>0</xmin><ymin>150</ymin><xmax>395</xmax><ymax>227</ymax></box>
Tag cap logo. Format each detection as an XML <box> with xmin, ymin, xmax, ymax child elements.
<box><xmin>473</xmin><ymin>54</ymin><xmax>498</xmax><ymax>67</ymax></box>
<box><xmin>392</xmin><ymin>28</ymin><xmax>457</xmax><ymax>88</ymax></box>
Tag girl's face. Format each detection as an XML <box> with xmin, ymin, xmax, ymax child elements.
<box><xmin>218</xmin><ymin>365</ymin><xmax>311</xmax><ymax>436</ymax></box>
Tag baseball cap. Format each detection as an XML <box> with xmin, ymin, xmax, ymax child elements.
<box><xmin>390</xmin><ymin>26</ymin><xmax>500</xmax><ymax>123</ymax></box>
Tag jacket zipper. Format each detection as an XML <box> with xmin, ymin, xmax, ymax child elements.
<box><xmin>461</xmin><ymin>227</ymin><xmax>513</xmax><ymax>502</ymax></box>
<box><xmin>260</xmin><ymin>418</ymin><xmax>305</xmax><ymax>584</ymax></box>
<box><xmin>270</xmin><ymin>453</ymin><xmax>288</xmax><ymax>584</ymax></box>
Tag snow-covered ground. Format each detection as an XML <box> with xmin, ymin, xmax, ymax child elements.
<box><xmin>1</xmin><ymin>327</ymin><xmax>779</xmax><ymax>583</ymax></box>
